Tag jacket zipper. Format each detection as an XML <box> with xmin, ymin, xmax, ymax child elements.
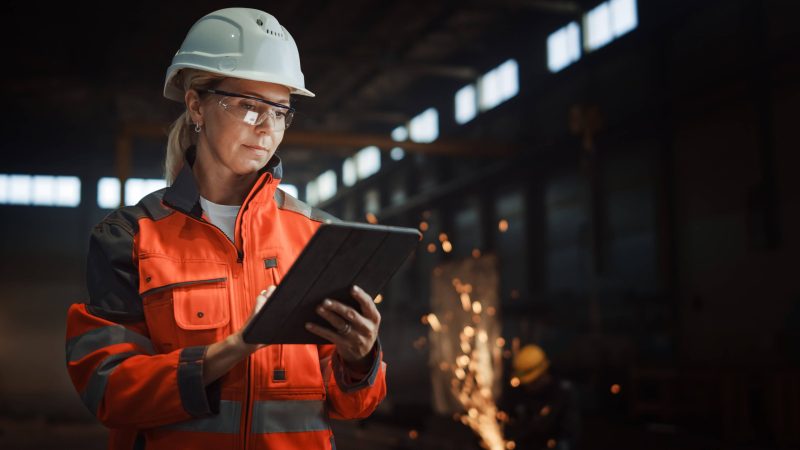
<box><xmin>175</xmin><ymin>172</ymin><xmax>273</xmax><ymax>450</ymax></box>
<box><xmin>238</xmin><ymin>174</ymin><xmax>271</xmax><ymax>450</ymax></box>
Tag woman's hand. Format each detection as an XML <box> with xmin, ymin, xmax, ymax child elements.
<box><xmin>203</xmin><ymin>285</ymin><xmax>275</xmax><ymax>386</ymax></box>
<box><xmin>305</xmin><ymin>285</ymin><xmax>381</xmax><ymax>373</ymax></box>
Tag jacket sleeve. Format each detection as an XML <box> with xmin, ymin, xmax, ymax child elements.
<box><xmin>318</xmin><ymin>339</ymin><xmax>387</xmax><ymax>420</ymax></box>
<box><xmin>65</xmin><ymin>216</ymin><xmax>220</xmax><ymax>429</ymax></box>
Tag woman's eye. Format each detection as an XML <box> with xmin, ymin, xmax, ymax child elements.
<box><xmin>239</xmin><ymin>101</ymin><xmax>258</xmax><ymax>111</ymax></box>
<box><xmin>275</xmin><ymin>111</ymin><xmax>287</xmax><ymax>119</ymax></box>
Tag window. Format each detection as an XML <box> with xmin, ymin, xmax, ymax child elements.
<box><xmin>390</xmin><ymin>147</ymin><xmax>406</xmax><ymax>161</ymax></box>
<box><xmin>341</xmin><ymin>146</ymin><xmax>382</xmax><ymax>189</ymax></box>
<box><xmin>125</xmin><ymin>178</ymin><xmax>166</xmax><ymax>206</ymax></box>
<box><xmin>455</xmin><ymin>84</ymin><xmax>477</xmax><ymax>124</ymax></box>
<box><xmin>391</xmin><ymin>126</ymin><xmax>408</xmax><ymax>142</ymax></box>
<box><xmin>390</xmin><ymin>125</ymin><xmax>407</xmax><ymax>161</ymax></box>
<box><xmin>279</xmin><ymin>184</ymin><xmax>298</xmax><ymax>198</ymax></box>
<box><xmin>0</xmin><ymin>174</ymin><xmax>80</xmax><ymax>207</ymax></box>
<box><xmin>97</xmin><ymin>177</ymin><xmax>167</xmax><ymax>208</ymax></box>
<box><xmin>584</xmin><ymin>0</ymin><xmax>638</xmax><ymax>52</ymax></box>
<box><xmin>316</xmin><ymin>170</ymin><xmax>337</xmax><ymax>203</ymax></box>
<box><xmin>547</xmin><ymin>22</ymin><xmax>581</xmax><ymax>72</ymax></box>
<box><xmin>355</xmin><ymin>146</ymin><xmax>381</xmax><ymax>179</ymax></box>
<box><xmin>97</xmin><ymin>177</ymin><xmax>121</xmax><ymax>209</ymax></box>
<box><xmin>306</xmin><ymin>180</ymin><xmax>318</xmax><ymax>205</ymax></box>
<box><xmin>478</xmin><ymin>59</ymin><xmax>519</xmax><ymax>111</ymax></box>
<box><xmin>342</xmin><ymin>158</ymin><xmax>357</xmax><ymax>187</ymax></box>
<box><xmin>409</xmin><ymin>108</ymin><xmax>439</xmax><ymax>143</ymax></box>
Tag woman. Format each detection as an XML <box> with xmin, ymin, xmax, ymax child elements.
<box><xmin>65</xmin><ymin>8</ymin><xmax>386</xmax><ymax>450</ymax></box>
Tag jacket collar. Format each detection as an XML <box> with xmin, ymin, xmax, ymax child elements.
<box><xmin>162</xmin><ymin>145</ymin><xmax>283</xmax><ymax>218</ymax></box>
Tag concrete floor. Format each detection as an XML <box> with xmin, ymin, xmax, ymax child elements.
<box><xmin>0</xmin><ymin>414</ymin><xmax>786</xmax><ymax>450</ymax></box>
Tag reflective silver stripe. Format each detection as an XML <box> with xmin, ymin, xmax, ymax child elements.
<box><xmin>80</xmin><ymin>351</ymin><xmax>137</xmax><ymax>415</ymax></box>
<box><xmin>67</xmin><ymin>325</ymin><xmax>154</xmax><ymax>363</ymax></box>
<box><xmin>161</xmin><ymin>400</ymin><xmax>241</xmax><ymax>433</ymax></box>
<box><xmin>251</xmin><ymin>400</ymin><xmax>329</xmax><ymax>434</ymax></box>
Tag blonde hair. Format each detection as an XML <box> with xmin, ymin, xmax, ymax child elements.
<box><xmin>164</xmin><ymin>69</ymin><xmax>227</xmax><ymax>185</ymax></box>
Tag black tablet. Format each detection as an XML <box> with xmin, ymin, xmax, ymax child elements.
<box><xmin>242</xmin><ymin>221</ymin><xmax>422</xmax><ymax>345</ymax></box>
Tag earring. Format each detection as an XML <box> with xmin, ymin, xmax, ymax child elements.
<box><xmin>194</xmin><ymin>122</ymin><xmax>202</xmax><ymax>133</ymax></box>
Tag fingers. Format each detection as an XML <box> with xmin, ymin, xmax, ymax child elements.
<box><xmin>305</xmin><ymin>321</ymin><xmax>347</xmax><ymax>347</ymax></box>
<box><xmin>351</xmin><ymin>285</ymin><xmax>381</xmax><ymax>325</ymax></box>
<box><xmin>318</xmin><ymin>299</ymin><xmax>372</xmax><ymax>335</ymax></box>
<box><xmin>315</xmin><ymin>301</ymin><xmax>349</xmax><ymax>332</ymax></box>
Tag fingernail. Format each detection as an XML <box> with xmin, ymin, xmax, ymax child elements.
<box><xmin>352</xmin><ymin>285</ymin><xmax>361</xmax><ymax>293</ymax></box>
<box><xmin>305</xmin><ymin>323</ymin><xmax>312</xmax><ymax>330</ymax></box>
<box><xmin>317</xmin><ymin>306</ymin><xmax>325</xmax><ymax>314</ymax></box>
<box><xmin>323</xmin><ymin>299</ymin><xmax>332</xmax><ymax>307</ymax></box>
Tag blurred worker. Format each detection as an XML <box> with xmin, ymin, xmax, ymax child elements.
<box><xmin>501</xmin><ymin>345</ymin><xmax>581</xmax><ymax>450</ymax></box>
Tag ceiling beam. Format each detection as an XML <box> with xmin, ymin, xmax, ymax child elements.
<box><xmin>492</xmin><ymin>0</ymin><xmax>581</xmax><ymax>14</ymax></box>
<box><xmin>281</xmin><ymin>130</ymin><xmax>518</xmax><ymax>157</ymax></box>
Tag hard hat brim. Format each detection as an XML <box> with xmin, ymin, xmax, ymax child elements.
<box><xmin>163</xmin><ymin>65</ymin><xmax>315</xmax><ymax>103</ymax></box>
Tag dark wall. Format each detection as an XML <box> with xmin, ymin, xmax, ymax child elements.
<box><xmin>0</xmin><ymin>0</ymin><xmax>798</xmax><ymax>447</ymax></box>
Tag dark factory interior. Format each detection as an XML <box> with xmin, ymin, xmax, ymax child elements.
<box><xmin>1</xmin><ymin>0</ymin><xmax>799</xmax><ymax>449</ymax></box>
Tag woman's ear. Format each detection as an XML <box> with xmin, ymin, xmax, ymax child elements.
<box><xmin>185</xmin><ymin>89</ymin><xmax>203</xmax><ymax>124</ymax></box>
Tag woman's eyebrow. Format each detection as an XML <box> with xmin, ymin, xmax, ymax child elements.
<box><xmin>242</xmin><ymin>91</ymin><xmax>290</xmax><ymax>104</ymax></box>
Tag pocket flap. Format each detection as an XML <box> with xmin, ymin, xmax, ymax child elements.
<box><xmin>138</xmin><ymin>255</ymin><xmax>230</xmax><ymax>330</ymax></box>
<box><xmin>139</xmin><ymin>255</ymin><xmax>228</xmax><ymax>296</ymax></box>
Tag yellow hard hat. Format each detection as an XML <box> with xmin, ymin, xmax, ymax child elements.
<box><xmin>513</xmin><ymin>345</ymin><xmax>550</xmax><ymax>385</ymax></box>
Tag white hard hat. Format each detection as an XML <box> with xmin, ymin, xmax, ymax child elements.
<box><xmin>164</xmin><ymin>8</ymin><xmax>314</xmax><ymax>102</ymax></box>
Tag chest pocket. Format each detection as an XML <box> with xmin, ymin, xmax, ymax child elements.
<box><xmin>139</xmin><ymin>255</ymin><xmax>231</xmax><ymax>351</ymax></box>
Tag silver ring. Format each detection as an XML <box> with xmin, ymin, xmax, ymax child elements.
<box><xmin>339</xmin><ymin>322</ymin><xmax>352</xmax><ymax>336</ymax></box>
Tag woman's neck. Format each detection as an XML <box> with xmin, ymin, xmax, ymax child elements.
<box><xmin>191</xmin><ymin>146</ymin><xmax>259</xmax><ymax>206</ymax></box>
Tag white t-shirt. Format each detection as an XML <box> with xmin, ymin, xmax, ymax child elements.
<box><xmin>199</xmin><ymin>195</ymin><xmax>241</xmax><ymax>243</ymax></box>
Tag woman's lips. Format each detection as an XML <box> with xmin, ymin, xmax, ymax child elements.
<box><xmin>243</xmin><ymin>144</ymin><xmax>266</xmax><ymax>150</ymax></box>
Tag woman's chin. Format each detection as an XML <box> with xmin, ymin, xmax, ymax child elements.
<box><xmin>232</xmin><ymin>158</ymin><xmax>269</xmax><ymax>176</ymax></box>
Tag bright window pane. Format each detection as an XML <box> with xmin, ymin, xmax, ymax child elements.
<box><xmin>585</xmin><ymin>2</ymin><xmax>613</xmax><ymax>51</ymax></box>
<box><xmin>306</xmin><ymin>180</ymin><xmax>318</xmax><ymax>205</ymax></box>
<box><xmin>455</xmin><ymin>84</ymin><xmax>477</xmax><ymax>124</ymax></box>
<box><xmin>316</xmin><ymin>170</ymin><xmax>337</xmax><ymax>203</ymax></box>
<box><xmin>343</xmin><ymin>158</ymin><xmax>357</xmax><ymax>187</ymax></box>
<box><xmin>279</xmin><ymin>184</ymin><xmax>298</xmax><ymax>198</ymax></box>
<box><xmin>356</xmin><ymin>146</ymin><xmax>381</xmax><ymax>179</ymax></box>
<box><xmin>390</xmin><ymin>147</ymin><xmax>405</xmax><ymax>161</ymax></box>
<box><xmin>548</xmin><ymin>22</ymin><xmax>581</xmax><ymax>72</ymax></box>
<box><xmin>499</xmin><ymin>59</ymin><xmax>519</xmax><ymax>101</ymax></box>
<box><xmin>98</xmin><ymin>177</ymin><xmax>121</xmax><ymax>209</ymax></box>
<box><xmin>409</xmin><ymin>108</ymin><xmax>439</xmax><ymax>143</ymax></box>
<box><xmin>479</xmin><ymin>59</ymin><xmax>518</xmax><ymax>111</ymax></box>
<box><xmin>8</xmin><ymin>175</ymin><xmax>32</xmax><ymax>205</ymax></box>
<box><xmin>32</xmin><ymin>175</ymin><xmax>57</xmax><ymax>206</ymax></box>
<box><xmin>125</xmin><ymin>178</ymin><xmax>166</xmax><ymax>206</ymax></box>
<box><xmin>478</xmin><ymin>69</ymin><xmax>501</xmax><ymax>111</ymax></box>
<box><xmin>391</xmin><ymin>126</ymin><xmax>408</xmax><ymax>142</ymax></box>
<box><xmin>55</xmin><ymin>176</ymin><xmax>81</xmax><ymax>207</ymax></box>
<box><xmin>611</xmin><ymin>0</ymin><xmax>638</xmax><ymax>37</ymax></box>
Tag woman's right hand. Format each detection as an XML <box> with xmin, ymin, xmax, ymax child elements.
<box><xmin>202</xmin><ymin>285</ymin><xmax>276</xmax><ymax>386</ymax></box>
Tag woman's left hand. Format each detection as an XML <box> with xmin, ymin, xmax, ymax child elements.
<box><xmin>306</xmin><ymin>285</ymin><xmax>380</xmax><ymax>371</ymax></box>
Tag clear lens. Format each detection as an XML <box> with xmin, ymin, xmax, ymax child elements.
<box><xmin>220</xmin><ymin>97</ymin><xmax>294</xmax><ymax>130</ymax></box>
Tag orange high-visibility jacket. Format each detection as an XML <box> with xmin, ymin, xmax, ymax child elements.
<box><xmin>65</xmin><ymin>146</ymin><xmax>387</xmax><ymax>449</ymax></box>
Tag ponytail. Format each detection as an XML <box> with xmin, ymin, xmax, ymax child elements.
<box><xmin>164</xmin><ymin>69</ymin><xmax>226</xmax><ymax>185</ymax></box>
